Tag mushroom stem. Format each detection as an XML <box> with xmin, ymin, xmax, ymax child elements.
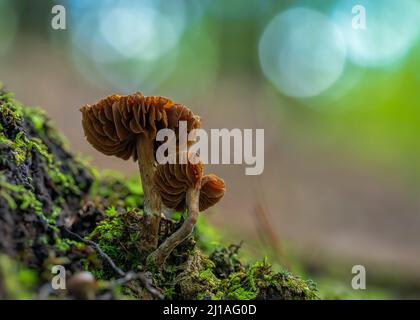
<box><xmin>148</xmin><ymin>187</ymin><xmax>200</xmax><ymax>268</ymax></box>
<box><xmin>137</xmin><ymin>134</ymin><xmax>161</xmax><ymax>250</ymax></box>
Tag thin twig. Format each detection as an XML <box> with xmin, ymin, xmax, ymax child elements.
<box><xmin>111</xmin><ymin>271</ymin><xmax>164</xmax><ymax>299</ymax></box>
<box><xmin>63</xmin><ymin>227</ymin><xmax>124</xmax><ymax>276</ymax></box>
<box><xmin>62</xmin><ymin>227</ymin><xmax>164</xmax><ymax>299</ymax></box>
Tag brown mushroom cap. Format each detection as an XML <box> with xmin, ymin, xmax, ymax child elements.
<box><xmin>154</xmin><ymin>154</ymin><xmax>225</xmax><ymax>212</ymax></box>
<box><xmin>80</xmin><ymin>93</ymin><xmax>201</xmax><ymax>161</ymax></box>
<box><xmin>199</xmin><ymin>174</ymin><xmax>226</xmax><ymax>211</ymax></box>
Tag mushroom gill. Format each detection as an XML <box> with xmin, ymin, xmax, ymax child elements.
<box><xmin>154</xmin><ymin>161</ymin><xmax>225</xmax><ymax>212</ymax></box>
<box><xmin>80</xmin><ymin>92</ymin><xmax>201</xmax><ymax>161</ymax></box>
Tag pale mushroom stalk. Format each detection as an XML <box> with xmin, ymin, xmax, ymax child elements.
<box><xmin>148</xmin><ymin>188</ymin><xmax>199</xmax><ymax>268</ymax></box>
<box><xmin>137</xmin><ymin>134</ymin><xmax>161</xmax><ymax>249</ymax></box>
<box><xmin>137</xmin><ymin>135</ymin><xmax>161</xmax><ymax>249</ymax></box>
<box><xmin>149</xmin><ymin>152</ymin><xmax>225</xmax><ymax>268</ymax></box>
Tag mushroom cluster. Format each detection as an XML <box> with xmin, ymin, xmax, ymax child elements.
<box><xmin>80</xmin><ymin>93</ymin><xmax>225</xmax><ymax>266</ymax></box>
<box><xmin>150</xmin><ymin>152</ymin><xmax>225</xmax><ymax>266</ymax></box>
<box><xmin>154</xmin><ymin>152</ymin><xmax>225</xmax><ymax>212</ymax></box>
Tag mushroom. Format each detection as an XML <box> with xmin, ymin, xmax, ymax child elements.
<box><xmin>148</xmin><ymin>152</ymin><xmax>225</xmax><ymax>267</ymax></box>
<box><xmin>80</xmin><ymin>93</ymin><xmax>200</xmax><ymax>250</ymax></box>
<box><xmin>67</xmin><ymin>271</ymin><xmax>97</xmax><ymax>300</ymax></box>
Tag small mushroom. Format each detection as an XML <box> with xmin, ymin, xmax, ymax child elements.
<box><xmin>67</xmin><ymin>271</ymin><xmax>97</xmax><ymax>300</ymax></box>
<box><xmin>149</xmin><ymin>152</ymin><xmax>225</xmax><ymax>267</ymax></box>
<box><xmin>80</xmin><ymin>93</ymin><xmax>200</xmax><ymax>250</ymax></box>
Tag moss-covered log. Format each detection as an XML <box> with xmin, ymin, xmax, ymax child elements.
<box><xmin>0</xmin><ymin>86</ymin><xmax>319</xmax><ymax>300</ymax></box>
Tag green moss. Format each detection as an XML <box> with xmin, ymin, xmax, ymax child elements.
<box><xmin>199</xmin><ymin>268</ymin><xmax>218</xmax><ymax>283</ymax></box>
<box><xmin>0</xmin><ymin>127</ymin><xmax>71</xmax><ymax>190</ymax></box>
<box><xmin>169</xmin><ymin>246</ymin><xmax>319</xmax><ymax>300</ymax></box>
<box><xmin>163</xmin><ymin>286</ymin><xmax>176</xmax><ymax>299</ymax></box>
<box><xmin>0</xmin><ymin>254</ymin><xmax>38</xmax><ymax>299</ymax></box>
<box><xmin>174</xmin><ymin>250</ymin><xmax>221</xmax><ymax>299</ymax></box>
<box><xmin>0</xmin><ymin>91</ymin><xmax>24</xmax><ymax>121</ymax></box>
<box><xmin>221</xmin><ymin>272</ymin><xmax>257</xmax><ymax>300</ymax></box>
<box><xmin>210</xmin><ymin>245</ymin><xmax>244</xmax><ymax>278</ymax></box>
<box><xmin>105</xmin><ymin>206</ymin><xmax>118</xmax><ymax>217</ymax></box>
<box><xmin>218</xmin><ymin>258</ymin><xmax>318</xmax><ymax>300</ymax></box>
<box><xmin>89</xmin><ymin>170</ymin><xmax>144</xmax><ymax>210</ymax></box>
<box><xmin>23</xmin><ymin>104</ymin><xmax>70</xmax><ymax>149</ymax></box>
<box><xmin>0</xmin><ymin>179</ymin><xmax>52</xmax><ymax>228</ymax></box>
<box><xmin>60</xmin><ymin>187</ymin><xmax>319</xmax><ymax>300</ymax></box>
<box><xmin>0</xmin><ymin>87</ymin><xmax>89</xmax><ymax>238</ymax></box>
<box><xmin>0</xmin><ymin>132</ymin><xmax>28</xmax><ymax>165</ymax></box>
<box><xmin>24</xmin><ymin>107</ymin><xmax>47</xmax><ymax>133</ymax></box>
<box><xmin>87</xmin><ymin>209</ymin><xmax>146</xmax><ymax>275</ymax></box>
<box><xmin>54</xmin><ymin>237</ymin><xmax>86</xmax><ymax>254</ymax></box>
<box><xmin>195</xmin><ymin>216</ymin><xmax>222</xmax><ymax>254</ymax></box>
<box><xmin>0</xmin><ymin>86</ymin><xmax>96</xmax><ymax>290</ymax></box>
<box><xmin>0</xmin><ymin>111</ymin><xmax>80</xmax><ymax>196</ymax></box>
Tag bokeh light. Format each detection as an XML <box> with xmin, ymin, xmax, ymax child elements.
<box><xmin>332</xmin><ymin>0</ymin><xmax>420</xmax><ymax>67</ymax></box>
<box><xmin>208</xmin><ymin>0</ymin><xmax>273</xmax><ymax>20</ymax></box>
<box><xmin>259</xmin><ymin>7</ymin><xmax>347</xmax><ymax>98</ymax></box>
<box><xmin>66</xmin><ymin>0</ymin><xmax>188</xmax><ymax>92</ymax></box>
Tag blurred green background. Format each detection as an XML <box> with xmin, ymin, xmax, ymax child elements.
<box><xmin>0</xmin><ymin>0</ymin><xmax>419</xmax><ymax>298</ymax></box>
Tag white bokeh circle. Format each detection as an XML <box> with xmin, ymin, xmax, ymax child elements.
<box><xmin>259</xmin><ymin>7</ymin><xmax>347</xmax><ymax>98</ymax></box>
<box><xmin>332</xmin><ymin>0</ymin><xmax>420</xmax><ymax>67</ymax></box>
